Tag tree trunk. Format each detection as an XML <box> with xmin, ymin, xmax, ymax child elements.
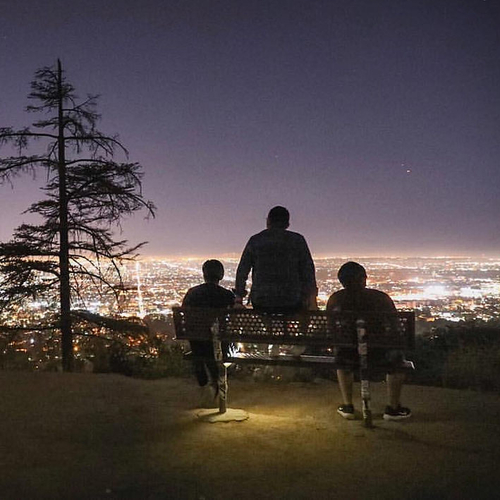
<box><xmin>57</xmin><ymin>59</ymin><xmax>73</xmax><ymax>372</ymax></box>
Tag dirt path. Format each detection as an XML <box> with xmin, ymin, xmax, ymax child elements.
<box><xmin>1</xmin><ymin>372</ymin><xmax>499</xmax><ymax>499</ymax></box>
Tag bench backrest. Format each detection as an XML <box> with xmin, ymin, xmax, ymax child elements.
<box><xmin>173</xmin><ymin>308</ymin><xmax>415</xmax><ymax>350</ymax></box>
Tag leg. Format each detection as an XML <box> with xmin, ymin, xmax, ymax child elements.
<box><xmin>193</xmin><ymin>360</ymin><xmax>209</xmax><ymax>387</ymax></box>
<box><xmin>196</xmin><ymin>340</ymin><xmax>220</xmax><ymax>388</ymax></box>
<box><xmin>336</xmin><ymin>369</ymin><xmax>355</xmax><ymax>420</ymax></box>
<box><xmin>190</xmin><ymin>341</ymin><xmax>218</xmax><ymax>408</ymax></box>
<box><xmin>205</xmin><ymin>357</ymin><xmax>219</xmax><ymax>389</ymax></box>
<box><xmin>384</xmin><ymin>371</ymin><xmax>411</xmax><ymax>421</ymax></box>
<box><xmin>337</xmin><ymin>369</ymin><xmax>354</xmax><ymax>405</ymax></box>
<box><xmin>335</xmin><ymin>347</ymin><xmax>357</xmax><ymax>420</ymax></box>
<box><xmin>386</xmin><ymin>371</ymin><xmax>405</xmax><ymax>408</ymax></box>
<box><xmin>189</xmin><ymin>341</ymin><xmax>209</xmax><ymax>387</ymax></box>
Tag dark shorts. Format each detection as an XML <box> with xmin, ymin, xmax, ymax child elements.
<box><xmin>189</xmin><ymin>340</ymin><xmax>230</xmax><ymax>358</ymax></box>
<box><xmin>334</xmin><ymin>347</ymin><xmax>406</xmax><ymax>373</ymax></box>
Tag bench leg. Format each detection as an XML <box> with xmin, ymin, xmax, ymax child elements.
<box><xmin>360</xmin><ymin>379</ymin><xmax>372</xmax><ymax>428</ymax></box>
<box><xmin>357</xmin><ymin>319</ymin><xmax>373</xmax><ymax>428</ymax></box>
<box><xmin>218</xmin><ymin>361</ymin><xmax>228</xmax><ymax>414</ymax></box>
<box><xmin>211</xmin><ymin>319</ymin><xmax>228</xmax><ymax>414</ymax></box>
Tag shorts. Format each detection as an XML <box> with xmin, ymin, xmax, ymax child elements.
<box><xmin>334</xmin><ymin>347</ymin><xmax>406</xmax><ymax>373</ymax></box>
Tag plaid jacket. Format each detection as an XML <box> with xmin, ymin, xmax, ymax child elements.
<box><xmin>235</xmin><ymin>228</ymin><xmax>317</xmax><ymax>308</ymax></box>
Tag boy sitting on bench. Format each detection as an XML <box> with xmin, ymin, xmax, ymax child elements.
<box><xmin>182</xmin><ymin>260</ymin><xmax>235</xmax><ymax>407</ymax></box>
<box><xmin>327</xmin><ymin>262</ymin><xmax>412</xmax><ymax>421</ymax></box>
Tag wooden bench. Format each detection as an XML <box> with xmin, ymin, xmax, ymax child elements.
<box><xmin>173</xmin><ymin>307</ymin><xmax>415</xmax><ymax>427</ymax></box>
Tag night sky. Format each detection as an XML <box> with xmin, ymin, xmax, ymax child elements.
<box><xmin>1</xmin><ymin>0</ymin><xmax>499</xmax><ymax>257</ymax></box>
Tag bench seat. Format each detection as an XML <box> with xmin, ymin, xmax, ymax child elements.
<box><xmin>173</xmin><ymin>308</ymin><xmax>415</xmax><ymax>350</ymax></box>
<box><xmin>173</xmin><ymin>307</ymin><xmax>415</xmax><ymax>427</ymax></box>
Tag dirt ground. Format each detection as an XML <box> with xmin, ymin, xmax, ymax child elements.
<box><xmin>1</xmin><ymin>371</ymin><xmax>500</xmax><ymax>500</ymax></box>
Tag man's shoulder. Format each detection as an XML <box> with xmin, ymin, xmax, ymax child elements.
<box><xmin>326</xmin><ymin>289</ymin><xmax>346</xmax><ymax>309</ymax></box>
<box><xmin>248</xmin><ymin>229</ymin><xmax>306</xmax><ymax>242</ymax></box>
<box><xmin>183</xmin><ymin>283</ymin><xmax>234</xmax><ymax>307</ymax></box>
<box><xmin>247</xmin><ymin>230</ymin><xmax>269</xmax><ymax>243</ymax></box>
<box><xmin>216</xmin><ymin>284</ymin><xmax>235</xmax><ymax>298</ymax></box>
<box><xmin>364</xmin><ymin>288</ymin><xmax>396</xmax><ymax>309</ymax></box>
<box><xmin>183</xmin><ymin>283</ymin><xmax>206</xmax><ymax>299</ymax></box>
<box><xmin>285</xmin><ymin>230</ymin><xmax>307</xmax><ymax>242</ymax></box>
<box><xmin>185</xmin><ymin>283</ymin><xmax>205</xmax><ymax>294</ymax></box>
<box><xmin>326</xmin><ymin>287</ymin><xmax>395</xmax><ymax>311</ymax></box>
<box><xmin>194</xmin><ymin>283</ymin><xmax>233</xmax><ymax>296</ymax></box>
<box><xmin>364</xmin><ymin>288</ymin><xmax>391</xmax><ymax>298</ymax></box>
<box><xmin>275</xmin><ymin>229</ymin><xmax>308</xmax><ymax>246</ymax></box>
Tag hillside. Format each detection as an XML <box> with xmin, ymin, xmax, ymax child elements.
<box><xmin>1</xmin><ymin>372</ymin><xmax>499</xmax><ymax>499</ymax></box>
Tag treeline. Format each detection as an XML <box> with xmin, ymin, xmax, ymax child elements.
<box><xmin>2</xmin><ymin>317</ymin><xmax>500</xmax><ymax>391</ymax></box>
<box><xmin>411</xmin><ymin>321</ymin><xmax>500</xmax><ymax>391</ymax></box>
<box><xmin>0</xmin><ymin>313</ymin><xmax>188</xmax><ymax>379</ymax></box>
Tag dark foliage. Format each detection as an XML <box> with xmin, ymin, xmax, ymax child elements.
<box><xmin>409</xmin><ymin>322</ymin><xmax>500</xmax><ymax>390</ymax></box>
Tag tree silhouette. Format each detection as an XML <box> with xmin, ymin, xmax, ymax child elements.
<box><xmin>0</xmin><ymin>60</ymin><xmax>155</xmax><ymax>371</ymax></box>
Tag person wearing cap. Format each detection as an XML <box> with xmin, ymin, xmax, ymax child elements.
<box><xmin>327</xmin><ymin>261</ymin><xmax>412</xmax><ymax>421</ymax></box>
<box><xmin>234</xmin><ymin>206</ymin><xmax>317</xmax><ymax>312</ymax></box>
<box><xmin>182</xmin><ymin>260</ymin><xmax>235</xmax><ymax>407</ymax></box>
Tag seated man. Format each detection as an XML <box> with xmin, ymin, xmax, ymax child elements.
<box><xmin>234</xmin><ymin>206</ymin><xmax>318</xmax><ymax>312</ymax></box>
<box><xmin>327</xmin><ymin>261</ymin><xmax>411</xmax><ymax>421</ymax></box>
<box><xmin>234</xmin><ymin>206</ymin><xmax>318</xmax><ymax>362</ymax></box>
<box><xmin>182</xmin><ymin>260</ymin><xmax>235</xmax><ymax>407</ymax></box>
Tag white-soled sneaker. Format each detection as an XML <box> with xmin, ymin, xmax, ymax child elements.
<box><xmin>383</xmin><ymin>405</ymin><xmax>412</xmax><ymax>421</ymax></box>
<box><xmin>337</xmin><ymin>404</ymin><xmax>355</xmax><ymax>420</ymax></box>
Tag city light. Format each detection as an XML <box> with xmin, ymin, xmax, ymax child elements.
<box><xmin>1</xmin><ymin>256</ymin><xmax>499</xmax><ymax>366</ymax></box>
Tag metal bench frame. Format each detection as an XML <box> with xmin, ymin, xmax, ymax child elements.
<box><xmin>173</xmin><ymin>307</ymin><xmax>415</xmax><ymax>427</ymax></box>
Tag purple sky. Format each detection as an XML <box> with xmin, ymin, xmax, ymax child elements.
<box><xmin>1</xmin><ymin>0</ymin><xmax>499</xmax><ymax>257</ymax></box>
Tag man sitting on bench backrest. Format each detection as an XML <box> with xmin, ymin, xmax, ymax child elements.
<box><xmin>327</xmin><ymin>261</ymin><xmax>412</xmax><ymax>421</ymax></box>
<box><xmin>234</xmin><ymin>206</ymin><xmax>318</xmax><ymax>359</ymax></box>
<box><xmin>234</xmin><ymin>206</ymin><xmax>318</xmax><ymax>312</ymax></box>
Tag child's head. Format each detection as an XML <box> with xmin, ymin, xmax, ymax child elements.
<box><xmin>202</xmin><ymin>259</ymin><xmax>225</xmax><ymax>284</ymax></box>
<box><xmin>337</xmin><ymin>261</ymin><xmax>367</xmax><ymax>289</ymax></box>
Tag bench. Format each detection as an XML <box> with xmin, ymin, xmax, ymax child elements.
<box><xmin>173</xmin><ymin>307</ymin><xmax>415</xmax><ymax>427</ymax></box>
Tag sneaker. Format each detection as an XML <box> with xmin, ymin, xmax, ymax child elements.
<box><xmin>383</xmin><ymin>405</ymin><xmax>412</xmax><ymax>421</ymax></box>
<box><xmin>337</xmin><ymin>404</ymin><xmax>355</xmax><ymax>420</ymax></box>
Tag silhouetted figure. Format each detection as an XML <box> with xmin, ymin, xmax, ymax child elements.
<box><xmin>327</xmin><ymin>262</ymin><xmax>411</xmax><ymax>421</ymax></box>
<box><xmin>234</xmin><ymin>206</ymin><xmax>317</xmax><ymax>312</ymax></box>
<box><xmin>182</xmin><ymin>260</ymin><xmax>234</xmax><ymax>407</ymax></box>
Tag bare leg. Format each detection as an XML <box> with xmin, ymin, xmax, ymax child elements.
<box><xmin>337</xmin><ymin>369</ymin><xmax>354</xmax><ymax>405</ymax></box>
<box><xmin>386</xmin><ymin>372</ymin><xmax>405</xmax><ymax>408</ymax></box>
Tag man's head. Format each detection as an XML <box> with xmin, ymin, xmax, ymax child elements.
<box><xmin>202</xmin><ymin>259</ymin><xmax>225</xmax><ymax>283</ymax></box>
<box><xmin>338</xmin><ymin>261</ymin><xmax>367</xmax><ymax>289</ymax></box>
<box><xmin>266</xmin><ymin>206</ymin><xmax>290</xmax><ymax>229</ymax></box>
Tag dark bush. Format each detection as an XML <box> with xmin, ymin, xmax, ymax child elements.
<box><xmin>409</xmin><ymin>323</ymin><xmax>500</xmax><ymax>391</ymax></box>
<box><xmin>442</xmin><ymin>345</ymin><xmax>500</xmax><ymax>391</ymax></box>
<box><xmin>124</xmin><ymin>343</ymin><xmax>190</xmax><ymax>379</ymax></box>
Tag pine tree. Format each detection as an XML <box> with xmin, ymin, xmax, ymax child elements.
<box><xmin>0</xmin><ymin>60</ymin><xmax>155</xmax><ymax>371</ymax></box>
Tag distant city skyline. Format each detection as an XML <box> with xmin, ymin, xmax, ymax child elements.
<box><xmin>1</xmin><ymin>0</ymin><xmax>499</xmax><ymax>256</ymax></box>
<box><xmin>136</xmin><ymin>251</ymin><xmax>500</xmax><ymax>260</ymax></box>
<box><xmin>5</xmin><ymin>255</ymin><xmax>497</xmax><ymax>324</ymax></box>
